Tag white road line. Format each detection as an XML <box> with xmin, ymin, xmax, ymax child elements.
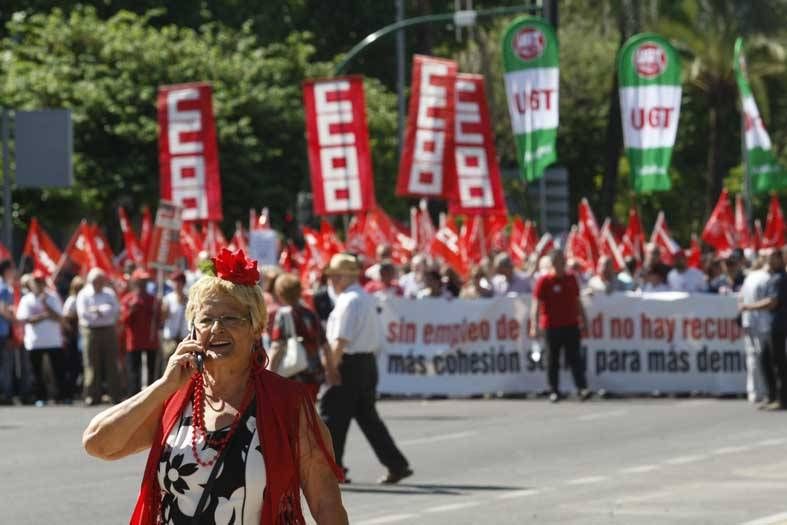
<box><xmin>399</xmin><ymin>431</ymin><xmax>477</xmax><ymax>446</ymax></box>
<box><xmin>712</xmin><ymin>445</ymin><xmax>752</xmax><ymax>455</ymax></box>
<box><xmin>423</xmin><ymin>501</ymin><xmax>482</xmax><ymax>513</ymax></box>
<box><xmin>355</xmin><ymin>514</ymin><xmax>419</xmax><ymax>525</ymax></box>
<box><xmin>496</xmin><ymin>489</ymin><xmax>541</xmax><ymax>500</ymax></box>
<box><xmin>578</xmin><ymin>409</ymin><xmax>627</xmax><ymax>421</ymax></box>
<box><xmin>740</xmin><ymin>511</ymin><xmax>787</xmax><ymax>525</ymax></box>
<box><xmin>755</xmin><ymin>438</ymin><xmax>787</xmax><ymax>447</ymax></box>
<box><xmin>619</xmin><ymin>465</ymin><xmax>660</xmax><ymax>474</ymax></box>
<box><xmin>566</xmin><ymin>476</ymin><xmax>608</xmax><ymax>485</ymax></box>
<box><xmin>664</xmin><ymin>454</ymin><xmax>708</xmax><ymax>465</ymax></box>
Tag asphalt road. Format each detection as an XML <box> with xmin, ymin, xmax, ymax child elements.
<box><xmin>1</xmin><ymin>397</ymin><xmax>786</xmax><ymax>525</ymax></box>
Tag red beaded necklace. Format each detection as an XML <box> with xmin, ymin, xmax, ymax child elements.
<box><xmin>190</xmin><ymin>372</ymin><xmax>254</xmax><ymax>468</ymax></box>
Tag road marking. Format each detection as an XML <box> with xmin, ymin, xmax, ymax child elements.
<box><xmin>496</xmin><ymin>489</ymin><xmax>541</xmax><ymax>500</ymax></box>
<box><xmin>566</xmin><ymin>476</ymin><xmax>608</xmax><ymax>485</ymax></box>
<box><xmin>578</xmin><ymin>409</ymin><xmax>627</xmax><ymax>421</ymax></box>
<box><xmin>356</xmin><ymin>514</ymin><xmax>418</xmax><ymax>525</ymax></box>
<box><xmin>399</xmin><ymin>431</ymin><xmax>478</xmax><ymax>446</ymax></box>
<box><xmin>424</xmin><ymin>501</ymin><xmax>481</xmax><ymax>513</ymax></box>
<box><xmin>740</xmin><ymin>511</ymin><xmax>787</xmax><ymax>525</ymax></box>
<box><xmin>619</xmin><ymin>465</ymin><xmax>660</xmax><ymax>474</ymax></box>
<box><xmin>664</xmin><ymin>455</ymin><xmax>707</xmax><ymax>465</ymax></box>
<box><xmin>755</xmin><ymin>438</ymin><xmax>787</xmax><ymax>447</ymax></box>
<box><xmin>712</xmin><ymin>445</ymin><xmax>752</xmax><ymax>455</ymax></box>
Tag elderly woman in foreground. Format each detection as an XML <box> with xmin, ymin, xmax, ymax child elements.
<box><xmin>82</xmin><ymin>248</ymin><xmax>347</xmax><ymax>524</ymax></box>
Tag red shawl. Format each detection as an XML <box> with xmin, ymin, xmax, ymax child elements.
<box><xmin>129</xmin><ymin>363</ymin><xmax>343</xmax><ymax>524</ymax></box>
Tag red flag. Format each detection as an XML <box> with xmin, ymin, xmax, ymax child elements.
<box><xmin>509</xmin><ymin>217</ymin><xmax>527</xmax><ymax>267</ymax></box>
<box><xmin>686</xmin><ymin>235</ymin><xmax>702</xmax><ymax>269</ymax></box>
<box><xmin>0</xmin><ymin>241</ymin><xmax>9</xmax><ymax>261</ymax></box>
<box><xmin>753</xmin><ymin>219</ymin><xmax>764</xmax><ymax>253</ymax></box>
<box><xmin>600</xmin><ymin>218</ymin><xmax>626</xmax><ymax>271</ymax></box>
<box><xmin>364</xmin><ymin>209</ymin><xmax>415</xmax><ymax>263</ymax></box>
<box><xmin>92</xmin><ymin>225</ymin><xmax>117</xmax><ymax>275</ymax></box>
<box><xmin>179</xmin><ymin>222</ymin><xmax>202</xmax><ymax>269</ymax></box>
<box><xmin>522</xmin><ymin>220</ymin><xmax>539</xmax><ymax>260</ymax></box>
<box><xmin>460</xmin><ymin>214</ymin><xmax>507</xmax><ymax>262</ymax></box>
<box><xmin>763</xmin><ymin>194</ymin><xmax>785</xmax><ymax>249</ymax></box>
<box><xmin>701</xmin><ymin>189</ymin><xmax>735</xmax><ymax>255</ymax></box>
<box><xmin>397</xmin><ymin>55</ymin><xmax>458</xmax><ymax>199</ymax></box>
<box><xmin>534</xmin><ymin>233</ymin><xmax>556</xmax><ymax>262</ymax></box>
<box><xmin>67</xmin><ymin>222</ymin><xmax>113</xmax><ymax>276</ymax></box>
<box><xmin>22</xmin><ymin>218</ymin><xmax>62</xmax><ymax>276</ymax></box>
<box><xmin>565</xmin><ymin>226</ymin><xmax>594</xmax><ymax>274</ymax></box>
<box><xmin>278</xmin><ymin>241</ymin><xmax>299</xmax><ymax>272</ymax></box>
<box><xmin>448</xmin><ymin>74</ymin><xmax>507</xmax><ymax>215</ymax></box>
<box><xmin>231</xmin><ymin>221</ymin><xmax>248</xmax><ymax>252</ymax></box>
<box><xmin>319</xmin><ymin>219</ymin><xmax>344</xmax><ymax>259</ymax></box>
<box><xmin>412</xmin><ymin>200</ymin><xmax>436</xmax><ymax>254</ymax></box>
<box><xmin>621</xmin><ymin>207</ymin><xmax>645</xmax><ymax>262</ymax></box>
<box><xmin>140</xmin><ymin>207</ymin><xmax>153</xmax><ymax>264</ymax></box>
<box><xmin>303</xmin><ymin>76</ymin><xmax>376</xmax><ymax>215</ymax></box>
<box><xmin>431</xmin><ymin>215</ymin><xmax>468</xmax><ymax>277</ymax></box>
<box><xmin>118</xmin><ymin>207</ymin><xmax>145</xmax><ymax>267</ymax></box>
<box><xmin>734</xmin><ymin>194</ymin><xmax>751</xmax><ymax>249</ymax></box>
<box><xmin>158</xmin><ymin>82</ymin><xmax>222</xmax><ymax>221</ymax></box>
<box><xmin>203</xmin><ymin>221</ymin><xmax>228</xmax><ymax>257</ymax></box>
<box><xmin>650</xmin><ymin>211</ymin><xmax>681</xmax><ymax>266</ymax></box>
<box><xmin>578</xmin><ymin>198</ymin><xmax>601</xmax><ymax>261</ymax></box>
<box><xmin>345</xmin><ymin>213</ymin><xmax>371</xmax><ymax>256</ymax></box>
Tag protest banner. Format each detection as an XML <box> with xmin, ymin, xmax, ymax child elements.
<box><xmin>303</xmin><ymin>76</ymin><xmax>376</xmax><ymax>214</ymax></box>
<box><xmin>377</xmin><ymin>293</ymin><xmax>745</xmax><ymax>396</ymax></box>
<box><xmin>248</xmin><ymin>229</ymin><xmax>279</xmax><ymax>267</ymax></box>
<box><xmin>157</xmin><ymin>82</ymin><xmax>222</xmax><ymax>222</ymax></box>
<box><xmin>618</xmin><ymin>33</ymin><xmax>681</xmax><ymax>193</ymax></box>
<box><xmin>501</xmin><ymin>16</ymin><xmax>559</xmax><ymax>183</ymax></box>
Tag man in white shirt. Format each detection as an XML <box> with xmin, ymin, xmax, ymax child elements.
<box><xmin>667</xmin><ymin>252</ymin><xmax>707</xmax><ymax>293</ymax></box>
<box><xmin>16</xmin><ymin>271</ymin><xmax>67</xmax><ymax>405</ymax></box>
<box><xmin>76</xmin><ymin>268</ymin><xmax>122</xmax><ymax>405</ymax></box>
<box><xmin>738</xmin><ymin>257</ymin><xmax>772</xmax><ymax>403</ymax></box>
<box><xmin>320</xmin><ymin>254</ymin><xmax>412</xmax><ymax>485</ymax></box>
<box><xmin>491</xmin><ymin>253</ymin><xmax>532</xmax><ymax>296</ymax></box>
<box><xmin>161</xmin><ymin>271</ymin><xmax>188</xmax><ymax>373</ymax></box>
<box><xmin>399</xmin><ymin>253</ymin><xmax>430</xmax><ymax>298</ymax></box>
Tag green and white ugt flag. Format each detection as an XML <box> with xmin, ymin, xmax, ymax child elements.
<box><xmin>618</xmin><ymin>33</ymin><xmax>681</xmax><ymax>193</ymax></box>
<box><xmin>502</xmin><ymin>16</ymin><xmax>558</xmax><ymax>183</ymax></box>
<box><xmin>734</xmin><ymin>37</ymin><xmax>787</xmax><ymax>193</ymax></box>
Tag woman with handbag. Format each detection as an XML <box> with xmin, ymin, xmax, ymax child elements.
<box><xmin>268</xmin><ymin>273</ymin><xmax>336</xmax><ymax>403</ymax></box>
<box><xmin>82</xmin><ymin>248</ymin><xmax>347</xmax><ymax>524</ymax></box>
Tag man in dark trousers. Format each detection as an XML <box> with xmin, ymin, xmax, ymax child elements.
<box><xmin>319</xmin><ymin>253</ymin><xmax>412</xmax><ymax>484</ymax></box>
<box><xmin>742</xmin><ymin>248</ymin><xmax>787</xmax><ymax>410</ymax></box>
<box><xmin>529</xmin><ymin>249</ymin><xmax>591</xmax><ymax>403</ymax></box>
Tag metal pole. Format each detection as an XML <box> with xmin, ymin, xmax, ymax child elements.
<box><xmin>741</xmin><ymin>111</ymin><xmax>752</xmax><ymax>224</ymax></box>
<box><xmin>395</xmin><ymin>0</ymin><xmax>406</xmax><ymax>155</ymax></box>
<box><xmin>2</xmin><ymin>109</ymin><xmax>12</xmax><ymax>254</ymax></box>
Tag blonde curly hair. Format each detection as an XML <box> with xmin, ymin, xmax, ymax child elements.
<box><xmin>185</xmin><ymin>276</ymin><xmax>267</xmax><ymax>334</ymax></box>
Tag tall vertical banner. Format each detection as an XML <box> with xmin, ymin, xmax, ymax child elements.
<box><xmin>733</xmin><ymin>38</ymin><xmax>787</xmax><ymax>193</ymax></box>
<box><xmin>501</xmin><ymin>16</ymin><xmax>559</xmax><ymax>183</ymax></box>
<box><xmin>618</xmin><ymin>33</ymin><xmax>681</xmax><ymax>193</ymax></box>
<box><xmin>396</xmin><ymin>55</ymin><xmax>458</xmax><ymax>199</ymax></box>
<box><xmin>449</xmin><ymin>74</ymin><xmax>508</xmax><ymax>216</ymax></box>
<box><xmin>303</xmin><ymin>76</ymin><xmax>376</xmax><ymax>215</ymax></box>
<box><xmin>157</xmin><ymin>82</ymin><xmax>223</xmax><ymax>221</ymax></box>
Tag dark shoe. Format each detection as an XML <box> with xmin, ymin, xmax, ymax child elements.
<box><xmin>579</xmin><ymin>389</ymin><xmax>592</xmax><ymax>401</ymax></box>
<box><xmin>378</xmin><ymin>467</ymin><xmax>413</xmax><ymax>485</ymax></box>
<box><xmin>762</xmin><ymin>401</ymin><xmax>785</xmax><ymax>411</ymax></box>
<box><xmin>549</xmin><ymin>392</ymin><xmax>560</xmax><ymax>403</ymax></box>
<box><xmin>0</xmin><ymin>396</ymin><xmax>13</xmax><ymax>406</ymax></box>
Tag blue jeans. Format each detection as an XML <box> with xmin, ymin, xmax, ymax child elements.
<box><xmin>0</xmin><ymin>337</ymin><xmax>11</xmax><ymax>398</ymax></box>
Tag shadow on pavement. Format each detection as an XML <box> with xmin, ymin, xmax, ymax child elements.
<box><xmin>340</xmin><ymin>483</ymin><xmax>526</xmax><ymax>496</ymax></box>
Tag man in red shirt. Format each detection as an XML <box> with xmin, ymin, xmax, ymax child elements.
<box><xmin>121</xmin><ymin>269</ymin><xmax>161</xmax><ymax>396</ymax></box>
<box><xmin>529</xmin><ymin>249</ymin><xmax>590</xmax><ymax>402</ymax></box>
<box><xmin>363</xmin><ymin>260</ymin><xmax>404</xmax><ymax>299</ymax></box>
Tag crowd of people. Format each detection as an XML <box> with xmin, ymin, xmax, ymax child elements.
<box><xmin>0</xmin><ymin>235</ymin><xmax>785</xmax><ymax>413</ymax></box>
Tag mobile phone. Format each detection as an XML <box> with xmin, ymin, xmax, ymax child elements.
<box><xmin>190</xmin><ymin>324</ymin><xmax>204</xmax><ymax>373</ymax></box>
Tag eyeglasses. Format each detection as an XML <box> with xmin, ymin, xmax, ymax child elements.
<box><xmin>194</xmin><ymin>315</ymin><xmax>250</xmax><ymax>331</ymax></box>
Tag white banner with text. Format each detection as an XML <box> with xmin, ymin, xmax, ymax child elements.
<box><xmin>377</xmin><ymin>293</ymin><xmax>745</xmax><ymax>395</ymax></box>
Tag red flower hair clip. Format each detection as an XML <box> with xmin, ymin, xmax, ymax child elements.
<box><xmin>210</xmin><ymin>248</ymin><xmax>260</xmax><ymax>286</ymax></box>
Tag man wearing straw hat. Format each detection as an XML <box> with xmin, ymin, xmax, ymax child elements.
<box><xmin>320</xmin><ymin>253</ymin><xmax>413</xmax><ymax>484</ymax></box>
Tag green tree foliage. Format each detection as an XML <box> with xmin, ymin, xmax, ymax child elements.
<box><xmin>0</xmin><ymin>7</ymin><xmax>399</xmax><ymax>242</ymax></box>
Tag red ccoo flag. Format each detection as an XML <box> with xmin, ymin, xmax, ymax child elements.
<box><xmin>565</xmin><ymin>225</ymin><xmax>594</xmax><ymax>274</ymax></box>
<box><xmin>118</xmin><ymin>207</ymin><xmax>145</xmax><ymax>267</ymax></box>
<box><xmin>686</xmin><ymin>234</ymin><xmax>702</xmax><ymax>269</ymax></box>
<box><xmin>734</xmin><ymin>194</ymin><xmax>751</xmax><ymax>250</ymax></box>
<box><xmin>622</xmin><ymin>207</ymin><xmax>645</xmax><ymax>262</ymax></box>
<box><xmin>650</xmin><ymin>211</ymin><xmax>682</xmax><ymax>266</ymax></box>
<box><xmin>140</xmin><ymin>207</ymin><xmax>153</xmax><ymax>264</ymax></box>
<box><xmin>600</xmin><ymin>218</ymin><xmax>626</xmax><ymax>271</ymax></box>
<box><xmin>701</xmin><ymin>189</ymin><xmax>735</xmax><ymax>256</ymax></box>
<box><xmin>578</xmin><ymin>198</ymin><xmax>601</xmax><ymax>260</ymax></box>
<box><xmin>431</xmin><ymin>215</ymin><xmax>468</xmax><ymax>277</ymax></box>
<box><xmin>762</xmin><ymin>194</ymin><xmax>785</xmax><ymax>249</ymax></box>
<box><xmin>22</xmin><ymin>218</ymin><xmax>62</xmax><ymax>277</ymax></box>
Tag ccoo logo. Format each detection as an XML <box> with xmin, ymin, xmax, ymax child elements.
<box><xmin>513</xmin><ymin>27</ymin><xmax>545</xmax><ymax>61</ymax></box>
<box><xmin>634</xmin><ymin>43</ymin><xmax>667</xmax><ymax>78</ymax></box>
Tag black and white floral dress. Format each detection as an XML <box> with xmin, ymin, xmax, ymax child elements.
<box><xmin>157</xmin><ymin>400</ymin><xmax>266</xmax><ymax>524</ymax></box>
